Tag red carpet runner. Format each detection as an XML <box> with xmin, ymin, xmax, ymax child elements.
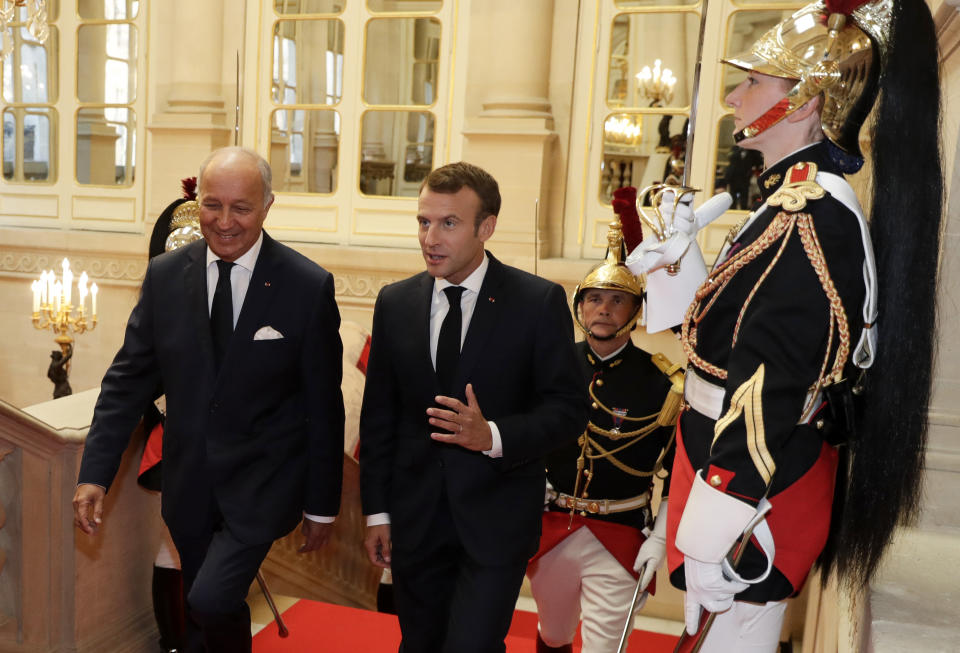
<box><xmin>253</xmin><ymin>600</ymin><xmax>677</xmax><ymax>652</ymax></box>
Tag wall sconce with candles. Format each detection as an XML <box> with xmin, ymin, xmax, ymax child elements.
<box><xmin>30</xmin><ymin>258</ymin><xmax>98</xmax><ymax>398</ymax></box>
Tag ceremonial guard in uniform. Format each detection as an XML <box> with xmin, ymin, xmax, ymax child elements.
<box><xmin>527</xmin><ymin>199</ymin><xmax>683</xmax><ymax>653</ymax></box>
<box><xmin>626</xmin><ymin>0</ymin><xmax>943</xmax><ymax>650</ymax></box>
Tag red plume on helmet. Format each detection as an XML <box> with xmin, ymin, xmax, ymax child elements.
<box><xmin>611</xmin><ymin>186</ymin><xmax>643</xmax><ymax>253</ymax></box>
<box><xmin>824</xmin><ymin>0</ymin><xmax>870</xmax><ymax>14</ymax></box>
<box><xmin>180</xmin><ymin>176</ymin><xmax>198</xmax><ymax>200</ymax></box>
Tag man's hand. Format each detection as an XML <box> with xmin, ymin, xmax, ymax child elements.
<box><xmin>364</xmin><ymin>524</ymin><xmax>392</xmax><ymax>569</ymax></box>
<box><xmin>298</xmin><ymin>519</ymin><xmax>334</xmax><ymax>553</ymax></box>
<box><xmin>427</xmin><ymin>384</ymin><xmax>492</xmax><ymax>451</ymax></box>
<box><xmin>73</xmin><ymin>483</ymin><xmax>106</xmax><ymax>535</ymax></box>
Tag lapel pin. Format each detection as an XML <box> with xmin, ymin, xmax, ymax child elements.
<box><xmin>264</xmin><ymin>282</ymin><xmax>271</xmax><ymax>287</ymax></box>
<box><xmin>488</xmin><ymin>296</ymin><xmax>495</xmax><ymax>303</ymax></box>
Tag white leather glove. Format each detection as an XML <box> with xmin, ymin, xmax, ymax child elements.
<box><xmin>633</xmin><ymin>500</ymin><xmax>668</xmax><ymax>592</ymax></box>
<box><xmin>682</xmin><ymin>557</ymin><xmax>749</xmax><ymax>635</ymax></box>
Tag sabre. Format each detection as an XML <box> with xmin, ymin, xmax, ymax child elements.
<box><xmin>635</xmin><ymin>0</ymin><xmax>715</xmax><ymax>271</ymax></box>
<box><xmin>616</xmin><ymin>561</ymin><xmax>650</xmax><ymax>653</ymax></box>
<box><xmin>256</xmin><ymin>571</ymin><xmax>289</xmax><ymax>638</ymax></box>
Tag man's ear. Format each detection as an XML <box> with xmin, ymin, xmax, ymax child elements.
<box><xmin>478</xmin><ymin>214</ymin><xmax>497</xmax><ymax>242</ymax></box>
<box><xmin>787</xmin><ymin>94</ymin><xmax>821</xmax><ymax>123</ymax></box>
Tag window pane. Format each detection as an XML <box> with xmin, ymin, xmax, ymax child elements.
<box><xmin>77</xmin><ymin>24</ymin><xmax>138</xmax><ymax>103</ymax></box>
<box><xmin>607</xmin><ymin>12</ymin><xmax>698</xmax><ymax>110</ymax></box>
<box><xmin>3</xmin><ymin>107</ymin><xmax>56</xmax><ymax>182</ymax></box>
<box><xmin>273</xmin><ymin>0</ymin><xmax>345</xmax><ymax>14</ymax></box>
<box><xmin>76</xmin><ymin>107</ymin><xmax>135</xmax><ymax>186</ymax></box>
<box><xmin>368</xmin><ymin>0</ymin><xmax>442</xmax><ymax>11</ymax></box>
<box><xmin>272</xmin><ymin>19</ymin><xmax>344</xmax><ymax>105</ymax></box>
<box><xmin>598</xmin><ymin>112</ymin><xmax>688</xmax><ymax>204</ymax></box>
<box><xmin>2</xmin><ymin>26</ymin><xmax>58</xmax><ymax>103</ymax></box>
<box><xmin>359</xmin><ymin>110</ymin><xmax>433</xmax><ymax>196</ymax></box>
<box><xmin>270</xmin><ymin>108</ymin><xmax>340</xmax><ymax>193</ymax></box>
<box><xmin>78</xmin><ymin>0</ymin><xmax>139</xmax><ymax>20</ymax></box>
<box><xmin>364</xmin><ymin>18</ymin><xmax>440</xmax><ymax>106</ymax></box>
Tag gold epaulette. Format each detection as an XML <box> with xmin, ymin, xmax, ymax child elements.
<box><xmin>766</xmin><ymin>161</ymin><xmax>826</xmax><ymax>212</ymax></box>
<box><xmin>651</xmin><ymin>352</ymin><xmax>684</xmax><ymax>427</ymax></box>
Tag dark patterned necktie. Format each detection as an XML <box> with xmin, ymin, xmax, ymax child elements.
<box><xmin>436</xmin><ymin>286</ymin><xmax>465</xmax><ymax>395</ymax></box>
<box><xmin>210</xmin><ymin>260</ymin><xmax>235</xmax><ymax>370</ymax></box>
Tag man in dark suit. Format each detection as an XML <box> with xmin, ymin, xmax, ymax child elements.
<box><xmin>72</xmin><ymin>146</ymin><xmax>345</xmax><ymax>653</ymax></box>
<box><xmin>359</xmin><ymin>162</ymin><xmax>588</xmax><ymax>653</ymax></box>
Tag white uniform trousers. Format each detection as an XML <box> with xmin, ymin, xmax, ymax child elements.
<box><xmin>527</xmin><ymin>526</ymin><xmax>639</xmax><ymax>653</ymax></box>
<box><xmin>697</xmin><ymin>598</ymin><xmax>787</xmax><ymax>653</ymax></box>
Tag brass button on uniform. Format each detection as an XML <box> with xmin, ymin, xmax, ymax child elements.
<box><xmin>596</xmin><ymin>379</ymin><xmax>604</xmax><ymax>387</ymax></box>
<box><xmin>591</xmin><ymin>402</ymin><xmax>598</xmax><ymax>410</ymax></box>
<box><xmin>709</xmin><ymin>474</ymin><xmax>722</xmax><ymax>487</ymax></box>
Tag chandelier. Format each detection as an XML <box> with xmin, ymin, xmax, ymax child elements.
<box><xmin>603</xmin><ymin>114</ymin><xmax>642</xmax><ymax>146</ymax></box>
<box><xmin>0</xmin><ymin>0</ymin><xmax>49</xmax><ymax>58</ymax></box>
<box><xmin>636</xmin><ymin>59</ymin><xmax>676</xmax><ymax>106</ymax></box>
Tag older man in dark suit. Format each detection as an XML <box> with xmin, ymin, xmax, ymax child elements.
<box><xmin>72</xmin><ymin>146</ymin><xmax>344</xmax><ymax>653</ymax></box>
<box><xmin>359</xmin><ymin>161</ymin><xmax>588</xmax><ymax>653</ymax></box>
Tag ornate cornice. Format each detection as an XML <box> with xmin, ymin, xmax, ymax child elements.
<box><xmin>0</xmin><ymin>248</ymin><xmax>146</xmax><ymax>284</ymax></box>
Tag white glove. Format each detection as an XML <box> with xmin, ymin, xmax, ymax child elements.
<box><xmin>633</xmin><ymin>499</ymin><xmax>668</xmax><ymax>592</ymax></box>
<box><xmin>682</xmin><ymin>557</ymin><xmax>749</xmax><ymax>635</ymax></box>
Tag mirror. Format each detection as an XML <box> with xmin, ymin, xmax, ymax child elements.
<box><xmin>607</xmin><ymin>12</ymin><xmax>698</xmax><ymax>109</ymax></box>
<box><xmin>599</xmin><ymin>112</ymin><xmax>688</xmax><ymax>204</ymax></box>
<box><xmin>273</xmin><ymin>0</ymin><xmax>344</xmax><ymax>13</ymax></box>
<box><xmin>359</xmin><ymin>110</ymin><xmax>434</xmax><ymax>196</ymax></box>
<box><xmin>77</xmin><ymin>23</ymin><xmax>137</xmax><ymax>103</ymax></box>
<box><xmin>3</xmin><ymin>107</ymin><xmax>56</xmax><ymax>181</ymax></box>
<box><xmin>272</xmin><ymin>19</ymin><xmax>344</xmax><ymax>105</ymax></box>
<box><xmin>364</xmin><ymin>17</ymin><xmax>440</xmax><ymax>105</ymax></box>
<box><xmin>368</xmin><ymin>0</ymin><xmax>442</xmax><ymax>11</ymax></box>
<box><xmin>270</xmin><ymin>108</ymin><xmax>340</xmax><ymax>193</ymax></box>
<box><xmin>76</xmin><ymin>107</ymin><xmax>135</xmax><ymax>186</ymax></box>
<box><xmin>78</xmin><ymin>0</ymin><xmax>139</xmax><ymax>20</ymax></box>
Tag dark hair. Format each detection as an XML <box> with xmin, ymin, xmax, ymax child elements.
<box><xmin>818</xmin><ymin>0</ymin><xmax>944</xmax><ymax>592</ymax></box>
<box><xmin>421</xmin><ymin>161</ymin><xmax>501</xmax><ymax>230</ymax></box>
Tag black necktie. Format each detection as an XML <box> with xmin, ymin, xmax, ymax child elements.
<box><xmin>436</xmin><ymin>286</ymin><xmax>465</xmax><ymax>395</ymax></box>
<box><xmin>210</xmin><ymin>260</ymin><xmax>235</xmax><ymax>370</ymax></box>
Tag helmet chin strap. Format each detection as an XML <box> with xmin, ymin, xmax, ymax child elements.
<box><xmin>734</xmin><ymin>96</ymin><xmax>793</xmax><ymax>143</ymax></box>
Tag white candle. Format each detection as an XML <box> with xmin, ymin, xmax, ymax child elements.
<box><xmin>53</xmin><ymin>280</ymin><xmax>62</xmax><ymax>312</ymax></box>
<box><xmin>91</xmin><ymin>282</ymin><xmax>98</xmax><ymax>317</ymax></box>
<box><xmin>31</xmin><ymin>280</ymin><xmax>40</xmax><ymax>313</ymax></box>
<box><xmin>63</xmin><ymin>260</ymin><xmax>73</xmax><ymax>306</ymax></box>
<box><xmin>38</xmin><ymin>271</ymin><xmax>47</xmax><ymax>305</ymax></box>
<box><xmin>78</xmin><ymin>272</ymin><xmax>88</xmax><ymax>314</ymax></box>
<box><xmin>46</xmin><ymin>270</ymin><xmax>55</xmax><ymax>307</ymax></box>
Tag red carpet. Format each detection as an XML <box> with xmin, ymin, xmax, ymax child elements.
<box><xmin>253</xmin><ymin>600</ymin><xmax>678</xmax><ymax>652</ymax></box>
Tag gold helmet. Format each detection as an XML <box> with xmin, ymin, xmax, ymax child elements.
<box><xmin>165</xmin><ymin>199</ymin><xmax>202</xmax><ymax>251</ymax></box>
<box><xmin>723</xmin><ymin>0</ymin><xmax>892</xmax><ymax>160</ymax></box>
<box><xmin>573</xmin><ymin>217</ymin><xmax>645</xmax><ymax>340</ymax></box>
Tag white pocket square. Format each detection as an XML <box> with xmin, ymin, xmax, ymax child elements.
<box><xmin>254</xmin><ymin>326</ymin><xmax>284</xmax><ymax>341</ymax></box>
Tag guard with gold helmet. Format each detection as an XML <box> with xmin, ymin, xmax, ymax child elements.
<box><xmin>624</xmin><ymin>0</ymin><xmax>943</xmax><ymax>650</ymax></box>
<box><xmin>526</xmin><ymin>190</ymin><xmax>684</xmax><ymax>653</ymax></box>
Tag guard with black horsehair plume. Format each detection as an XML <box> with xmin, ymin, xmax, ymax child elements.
<box><xmin>625</xmin><ymin>0</ymin><xmax>943</xmax><ymax>650</ymax></box>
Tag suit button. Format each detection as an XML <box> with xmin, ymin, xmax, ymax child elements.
<box><xmin>438</xmin><ymin>459</ymin><xmax>444</xmax><ymax>468</ymax></box>
<box><xmin>210</xmin><ymin>402</ymin><xmax>218</xmax><ymax>413</ymax></box>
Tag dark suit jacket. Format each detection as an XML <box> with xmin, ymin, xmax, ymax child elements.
<box><xmin>358</xmin><ymin>253</ymin><xmax>588</xmax><ymax>565</ymax></box>
<box><xmin>78</xmin><ymin>232</ymin><xmax>345</xmax><ymax>545</ymax></box>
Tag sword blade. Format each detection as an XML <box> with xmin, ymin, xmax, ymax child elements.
<box><xmin>682</xmin><ymin>0</ymin><xmax>712</xmax><ymax>188</ymax></box>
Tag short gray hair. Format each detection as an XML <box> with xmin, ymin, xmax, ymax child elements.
<box><xmin>197</xmin><ymin>146</ymin><xmax>274</xmax><ymax>208</ymax></box>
